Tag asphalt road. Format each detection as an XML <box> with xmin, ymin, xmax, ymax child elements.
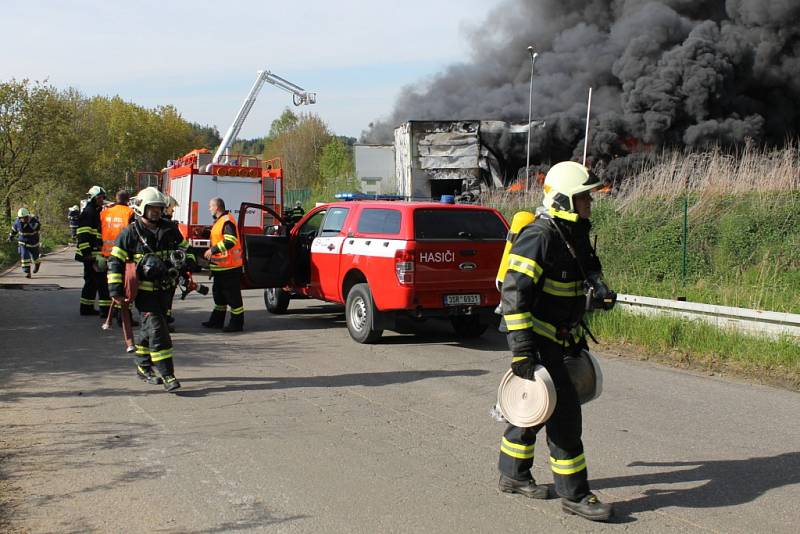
<box><xmin>1</xmin><ymin>247</ymin><xmax>798</xmax><ymax>533</ymax></box>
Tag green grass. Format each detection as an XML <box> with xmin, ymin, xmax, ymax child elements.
<box><xmin>588</xmin><ymin>308</ymin><xmax>800</xmax><ymax>390</ymax></box>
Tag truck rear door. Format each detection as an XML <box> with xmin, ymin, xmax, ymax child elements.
<box><xmin>411</xmin><ymin>207</ymin><xmax>507</xmax><ymax>309</ymax></box>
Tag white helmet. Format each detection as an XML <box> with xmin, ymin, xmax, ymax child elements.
<box><xmin>131</xmin><ymin>187</ymin><xmax>167</xmax><ymax>217</ymax></box>
<box><xmin>87</xmin><ymin>185</ymin><xmax>107</xmax><ymax>200</ymax></box>
<box><xmin>542</xmin><ymin>161</ymin><xmax>601</xmax><ymax>213</ymax></box>
<box><xmin>17</xmin><ymin>207</ymin><xmax>31</xmax><ymax>218</ymax></box>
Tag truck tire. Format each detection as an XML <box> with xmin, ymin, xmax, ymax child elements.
<box><xmin>264</xmin><ymin>288</ymin><xmax>291</xmax><ymax>314</ymax></box>
<box><xmin>450</xmin><ymin>315</ymin><xmax>488</xmax><ymax>339</ymax></box>
<box><xmin>345</xmin><ymin>283</ymin><xmax>383</xmax><ymax>344</ymax></box>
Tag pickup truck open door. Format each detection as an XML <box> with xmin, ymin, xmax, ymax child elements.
<box><xmin>237</xmin><ymin>202</ymin><xmax>291</xmax><ymax>289</ymax></box>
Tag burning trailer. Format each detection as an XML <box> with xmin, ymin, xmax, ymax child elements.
<box><xmin>393</xmin><ymin>120</ymin><xmax>540</xmax><ymax>200</ymax></box>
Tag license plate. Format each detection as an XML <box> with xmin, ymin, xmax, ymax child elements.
<box><xmin>444</xmin><ymin>294</ymin><xmax>481</xmax><ymax>306</ymax></box>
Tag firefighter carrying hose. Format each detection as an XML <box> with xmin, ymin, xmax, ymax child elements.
<box><xmin>107</xmin><ymin>187</ymin><xmax>194</xmax><ymax>392</ymax></box>
<box><xmin>76</xmin><ymin>186</ymin><xmax>112</xmax><ymax>317</ymax></box>
<box><xmin>101</xmin><ymin>190</ymin><xmax>136</xmax><ymax>326</ymax></box>
<box><xmin>202</xmin><ymin>197</ymin><xmax>244</xmax><ymax>332</ymax></box>
<box><xmin>8</xmin><ymin>208</ymin><xmax>42</xmax><ymax>278</ymax></box>
<box><xmin>497</xmin><ymin>161</ymin><xmax>616</xmax><ymax>522</ymax></box>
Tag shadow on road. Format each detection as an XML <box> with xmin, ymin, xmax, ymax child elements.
<box><xmin>593</xmin><ymin>452</ymin><xmax>800</xmax><ymax>520</ymax></box>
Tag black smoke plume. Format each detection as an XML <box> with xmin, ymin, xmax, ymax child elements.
<box><xmin>362</xmin><ymin>0</ymin><xmax>800</xmax><ymax>176</ymax></box>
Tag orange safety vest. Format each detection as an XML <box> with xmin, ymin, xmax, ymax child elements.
<box><xmin>101</xmin><ymin>204</ymin><xmax>134</xmax><ymax>257</ymax></box>
<box><xmin>210</xmin><ymin>212</ymin><xmax>243</xmax><ymax>270</ymax></box>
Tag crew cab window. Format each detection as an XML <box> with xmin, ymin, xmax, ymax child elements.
<box><xmin>357</xmin><ymin>208</ymin><xmax>402</xmax><ymax>235</ymax></box>
<box><xmin>414</xmin><ymin>209</ymin><xmax>506</xmax><ymax>240</ymax></box>
<box><xmin>319</xmin><ymin>207</ymin><xmax>349</xmax><ymax>236</ymax></box>
<box><xmin>299</xmin><ymin>210</ymin><xmax>326</xmax><ymax>237</ymax></box>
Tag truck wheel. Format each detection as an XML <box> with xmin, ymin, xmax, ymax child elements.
<box><xmin>345</xmin><ymin>283</ymin><xmax>383</xmax><ymax>344</ymax></box>
<box><xmin>264</xmin><ymin>288</ymin><xmax>291</xmax><ymax>314</ymax></box>
<box><xmin>450</xmin><ymin>315</ymin><xmax>488</xmax><ymax>339</ymax></box>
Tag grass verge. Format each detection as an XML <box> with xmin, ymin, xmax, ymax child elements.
<box><xmin>588</xmin><ymin>308</ymin><xmax>800</xmax><ymax>391</ymax></box>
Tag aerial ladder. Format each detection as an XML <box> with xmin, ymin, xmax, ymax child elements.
<box><xmin>212</xmin><ymin>69</ymin><xmax>317</xmax><ymax>164</ymax></box>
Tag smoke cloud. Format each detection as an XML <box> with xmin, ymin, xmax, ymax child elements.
<box><xmin>362</xmin><ymin>0</ymin><xmax>800</xmax><ymax>171</ymax></box>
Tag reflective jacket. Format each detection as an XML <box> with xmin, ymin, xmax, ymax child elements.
<box><xmin>75</xmin><ymin>201</ymin><xmax>103</xmax><ymax>262</ymax></box>
<box><xmin>209</xmin><ymin>212</ymin><xmax>242</xmax><ymax>271</ymax></box>
<box><xmin>9</xmin><ymin>217</ymin><xmax>41</xmax><ymax>248</ymax></box>
<box><xmin>100</xmin><ymin>204</ymin><xmax>134</xmax><ymax>257</ymax></box>
<box><xmin>107</xmin><ymin>218</ymin><xmax>195</xmax><ymax>313</ymax></box>
<box><xmin>501</xmin><ymin>208</ymin><xmax>602</xmax><ymax>355</ymax></box>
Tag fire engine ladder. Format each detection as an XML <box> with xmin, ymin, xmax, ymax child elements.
<box><xmin>212</xmin><ymin>69</ymin><xmax>317</xmax><ymax>164</ymax></box>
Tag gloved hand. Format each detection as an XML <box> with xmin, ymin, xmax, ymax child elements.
<box><xmin>510</xmin><ymin>353</ymin><xmax>540</xmax><ymax>380</ymax></box>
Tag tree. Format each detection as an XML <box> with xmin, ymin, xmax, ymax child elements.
<box><xmin>263</xmin><ymin>112</ymin><xmax>332</xmax><ymax>189</ymax></box>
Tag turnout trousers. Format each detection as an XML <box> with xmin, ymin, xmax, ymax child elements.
<box><xmin>80</xmin><ymin>261</ymin><xmax>111</xmax><ymax>315</ymax></box>
<box><xmin>19</xmin><ymin>245</ymin><xmax>41</xmax><ymax>274</ymax></box>
<box><xmin>134</xmin><ymin>310</ymin><xmax>175</xmax><ymax>378</ymax></box>
<box><xmin>498</xmin><ymin>336</ymin><xmax>590</xmax><ymax>501</ymax></box>
<box><xmin>211</xmin><ymin>268</ymin><xmax>244</xmax><ymax>318</ymax></box>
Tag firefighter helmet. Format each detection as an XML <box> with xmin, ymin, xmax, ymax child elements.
<box><xmin>87</xmin><ymin>185</ymin><xmax>107</xmax><ymax>200</ymax></box>
<box><xmin>17</xmin><ymin>207</ymin><xmax>31</xmax><ymax>218</ymax></box>
<box><xmin>542</xmin><ymin>161</ymin><xmax>601</xmax><ymax>213</ymax></box>
<box><xmin>563</xmin><ymin>349</ymin><xmax>604</xmax><ymax>404</ymax></box>
<box><xmin>496</xmin><ymin>366</ymin><xmax>556</xmax><ymax>427</ymax></box>
<box><xmin>131</xmin><ymin>187</ymin><xmax>167</xmax><ymax>217</ymax></box>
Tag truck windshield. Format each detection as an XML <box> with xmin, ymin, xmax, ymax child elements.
<box><xmin>413</xmin><ymin>209</ymin><xmax>506</xmax><ymax>240</ymax></box>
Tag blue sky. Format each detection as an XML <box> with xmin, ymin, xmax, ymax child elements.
<box><xmin>3</xmin><ymin>0</ymin><xmax>505</xmax><ymax>139</ymax></box>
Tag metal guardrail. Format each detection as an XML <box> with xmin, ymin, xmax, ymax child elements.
<box><xmin>617</xmin><ymin>294</ymin><xmax>800</xmax><ymax>338</ymax></box>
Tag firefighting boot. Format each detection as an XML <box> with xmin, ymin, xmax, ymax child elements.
<box><xmin>498</xmin><ymin>474</ymin><xmax>550</xmax><ymax>500</ymax></box>
<box><xmin>162</xmin><ymin>375</ymin><xmax>181</xmax><ymax>392</ymax></box>
<box><xmin>201</xmin><ymin>309</ymin><xmax>226</xmax><ymax>328</ymax></box>
<box><xmin>561</xmin><ymin>494</ymin><xmax>613</xmax><ymax>522</ymax></box>
<box><xmin>25</xmin><ymin>271</ymin><xmax>31</xmax><ymax>279</ymax></box>
<box><xmin>136</xmin><ymin>365</ymin><xmax>163</xmax><ymax>385</ymax></box>
<box><xmin>222</xmin><ymin>313</ymin><xmax>244</xmax><ymax>333</ymax></box>
<box><xmin>33</xmin><ymin>262</ymin><xmax>41</xmax><ymax>273</ymax></box>
<box><xmin>80</xmin><ymin>304</ymin><xmax>97</xmax><ymax>316</ymax></box>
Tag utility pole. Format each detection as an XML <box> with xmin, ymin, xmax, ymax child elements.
<box><xmin>525</xmin><ymin>46</ymin><xmax>538</xmax><ymax>191</ymax></box>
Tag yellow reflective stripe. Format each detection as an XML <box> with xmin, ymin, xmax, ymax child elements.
<box><xmin>179</xmin><ymin>239</ymin><xmax>190</xmax><ymax>248</ymax></box>
<box><xmin>230</xmin><ymin>306</ymin><xmax>244</xmax><ymax>315</ymax></box>
<box><xmin>217</xmin><ymin>241</ymin><xmax>227</xmax><ymax>253</ymax></box>
<box><xmin>225</xmin><ymin>235</ymin><xmax>238</xmax><ymax>244</ymax></box>
<box><xmin>80</xmin><ymin>298</ymin><xmax>95</xmax><ymax>305</ymax></box>
<box><xmin>210</xmin><ymin>264</ymin><xmax>238</xmax><ymax>271</ymax></box>
<box><xmin>547</xmin><ymin>208</ymin><xmax>580</xmax><ymax>223</ymax></box>
<box><xmin>500</xmin><ymin>438</ymin><xmax>535</xmax><ymax>459</ymax></box>
<box><xmin>150</xmin><ymin>349</ymin><xmax>173</xmax><ymax>362</ymax></box>
<box><xmin>76</xmin><ymin>227</ymin><xmax>93</xmax><ymax>234</ymax></box>
<box><xmin>135</xmin><ymin>346</ymin><xmax>149</xmax><ymax>356</ymax></box>
<box><xmin>550</xmin><ymin>454</ymin><xmax>587</xmax><ymax>475</ymax></box>
<box><xmin>78</xmin><ymin>243</ymin><xmax>91</xmax><ymax>250</ymax></box>
<box><xmin>214</xmin><ymin>305</ymin><xmax>227</xmax><ymax>312</ymax></box>
<box><xmin>97</xmin><ymin>300</ymin><xmax>112</xmax><ymax>306</ymax></box>
<box><xmin>110</xmin><ymin>246</ymin><xmax>129</xmax><ymax>261</ymax></box>
<box><xmin>507</xmin><ymin>254</ymin><xmax>542</xmax><ymax>282</ymax></box>
<box><xmin>511</xmin><ymin>356</ymin><xmax>528</xmax><ymax>363</ymax></box>
<box><xmin>542</xmin><ymin>278</ymin><xmax>584</xmax><ymax>297</ymax></box>
<box><xmin>107</xmin><ymin>273</ymin><xmax>123</xmax><ymax>283</ymax></box>
<box><xmin>504</xmin><ymin>312</ymin><xmax>533</xmax><ymax>331</ymax></box>
<box><xmin>138</xmin><ymin>281</ymin><xmax>155</xmax><ymax>291</ymax></box>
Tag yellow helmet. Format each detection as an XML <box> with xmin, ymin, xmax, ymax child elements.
<box><xmin>131</xmin><ymin>187</ymin><xmax>167</xmax><ymax>217</ymax></box>
<box><xmin>17</xmin><ymin>207</ymin><xmax>31</xmax><ymax>218</ymax></box>
<box><xmin>542</xmin><ymin>161</ymin><xmax>601</xmax><ymax>213</ymax></box>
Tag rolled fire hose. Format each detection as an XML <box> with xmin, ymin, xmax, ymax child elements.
<box><xmin>496</xmin><ymin>366</ymin><xmax>557</xmax><ymax>428</ymax></box>
<box><xmin>564</xmin><ymin>349</ymin><xmax>604</xmax><ymax>404</ymax></box>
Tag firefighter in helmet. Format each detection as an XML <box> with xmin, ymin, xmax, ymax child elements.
<box><xmin>8</xmin><ymin>207</ymin><xmax>42</xmax><ymax>278</ymax></box>
<box><xmin>76</xmin><ymin>186</ymin><xmax>112</xmax><ymax>316</ymax></box>
<box><xmin>202</xmin><ymin>197</ymin><xmax>244</xmax><ymax>332</ymax></box>
<box><xmin>497</xmin><ymin>161</ymin><xmax>616</xmax><ymax>522</ymax></box>
<box><xmin>107</xmin><ymin>187</ymin><xmax>195</xmax><ymax>392</ymax></box>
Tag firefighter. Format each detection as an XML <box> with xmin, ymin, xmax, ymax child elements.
<box><xmin>101</xmin><ymin>190</ymin><xmax>135</xmax><ymax>326</ymax></box>
<box><xmin>107</xmin><ymin>187</ymin><xmax>192</xmax><ymax>392</ymax></box>
<box><xmin>68</xmin><ymin>205</ymin><xmax>80</xmax><ymax>243</ymax></box>
<box><xmin>76</xmin><ymin>186</ymin><xmax>111</xmax><ymax>316</ymax></box>
<box><xmin>202</xmin><ymin>197</ymin><xmax>244</xmax><ymax>332</ymax></box>
<box><xmin>497</xmin><ymin>161</ymin><xmax>616</xmax><ymax>522</ymax></box>
<box><xmin>8</xmin><ymin>208</ymin><xmax>42</xmax><ymax>278</ymax></box>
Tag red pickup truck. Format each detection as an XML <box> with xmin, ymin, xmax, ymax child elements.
<box><xmin>237</xmin><ymin>199</ymin><xmax>508</xmax><ymax>343</ymax></box>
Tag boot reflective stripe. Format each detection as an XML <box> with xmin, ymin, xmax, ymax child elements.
<box><xmin>214</xmin><ymin>305</ymin><xmax>227</xmax><ymax>312</ymax></box>
<box><xmin>511</xmin><ymin>356</ymin><xmax>528</xmax><ymax>363</ymax></box>
<box><xmin>507</xmin><ymin>254</ymin><xmax>542</xmax><ymax>282</ymax></box>
<box><xmin>550</xmin><ymin>454</ymin><xmax>586</xmax><ymax>475</ymax></box>
<box><xmin>500</xmin><ymin>437</ymin><xmax>535</xmax><ymax>459</ymax></box>
<box><xmin>80</xmin><ymin>298</ymin><xmax>95</xmax><ymax>305</ymax></box>
<box><xmin>138</xmin><ymin>281</ymin><xmax>155</xmax><ymax>291</ymax></box>
<box><xmin>542</xmin><ymin>278</ymin><xmax>584</xmax><ymax>297</ymax></box>
<box><xmin>150</xmin><ymin>348</ymin><xmax>174</xmax><ymax>362</ymax></box>
<box><xmin>504</xmin><ymin>312</ymin><xmax>534</xmax><ymax>331</ymax></box>
<box><xmin>135</xmin><ymin>345</ymin><xmax>150</xmax><ymax>356</ymax></box>
<box><xmin>230</xmin><ymin>306</ymin><xmax>244</xmax><ymax>315</ymax></box>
